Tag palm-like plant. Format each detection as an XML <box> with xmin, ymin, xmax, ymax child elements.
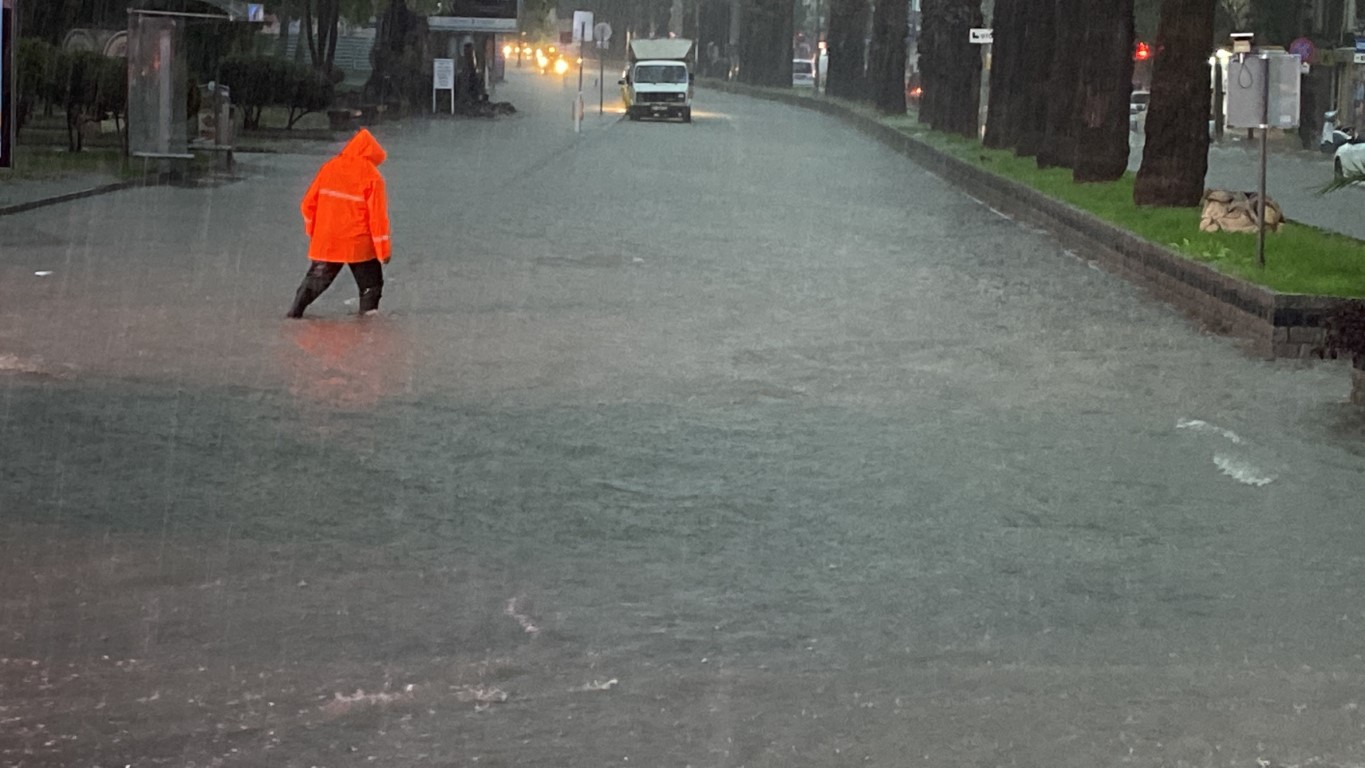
<box><xmin>1319</xmin><ymin>168</ymin><xmax>1365</xmax><ymax>195</ymax></box>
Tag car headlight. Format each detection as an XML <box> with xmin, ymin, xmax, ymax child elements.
<box><xmin>554</xmin><ymin>58</ymin><xmax>570</xmax><ymax>75</ymax></box>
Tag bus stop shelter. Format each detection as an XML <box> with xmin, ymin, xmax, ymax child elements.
<box><xmin>127</xmin><ymin>0</ymin><xmax>254</xmax><ymax>170</ymax></box>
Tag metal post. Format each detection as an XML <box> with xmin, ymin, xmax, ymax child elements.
<box><xmin>576</xmin><ymin>41</ymin><xmax>585</xmax><ymax>132</ymax></box>
<box><xmin>599</xmin><ymin>44</ymin><xmax>605</xmax><ymax>115</ymax></box>
<box><xmin>1257</xmin><ymin>52</ymin><xmax>1269</xmax><ymax>269</ymax></box>
<box><xmin>158</xmin><ymin>26</ymin><xmax>172</xmax><ymax>156</ymax></box>
<box><xmin>813</xmin><ymin>0</ymin><xmax>822</xmax><ymax>93</ymax></box>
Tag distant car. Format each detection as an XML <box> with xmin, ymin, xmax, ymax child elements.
<box><xmin>1129</xmin><ymin>89</ymin><xmax>1150</xmax><ymax>133</ymax></box>
<box><xmin>1334</xmin><ymin>138</ymin><xmax>1365</xmax><ymax>181</ymax></box>
<box><xmin>793</xmin><ymin>58</ymin><xmax>815</xmax><ymax>87</ymax></box>
<box><xmin>535</xmin><ymin>45</ymin><xmax>566</xmax><ymax>75</ymax></box>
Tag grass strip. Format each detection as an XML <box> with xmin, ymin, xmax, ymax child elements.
<box><xmin>884</xmin><ymin>115</ymin><xmax>1365</xmax><ymax>298</ymax></box>
<box><xmin>2</xmin><ymin>146</ymin><xmax>138</xmax><ymax>181</ymax></box>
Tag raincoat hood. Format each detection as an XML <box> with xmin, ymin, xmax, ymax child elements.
<box><xmin>340</xmin><ymin>129</ymin><xmax>386</xmax><ymax>166</ymax></box>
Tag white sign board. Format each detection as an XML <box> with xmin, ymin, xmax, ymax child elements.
<box><xmin>433</xmin><ymin>58</ymin><xmax>455</xmax><ymax>114</ymax></box>
<box><xmin>1355</xmin><ymin>52</ymin><xmax>1365</xmax><ymax>65</ymax></box>
<box><xmin>434</xmin><ymin>58</ymin><xmax>455</xmax><ymax>90</ymax></box>
<box><xmin>573</xmin><ymin>11</ymin><xmax>594</xmax><ymax>43</ymax></box>
<box><xmin>428</xmin><ymin>16</ymin><xmax>517</xmax><ymax>32</ymax></box>
<box><xmin>969</xmin><ymin>28</ymin><xmax>993</xmax><ymax>45</ymax></box>
<box><xmin>594</xmin><ymin>22</ymin><xmax>613</xmax><ymax>44</ymax></box>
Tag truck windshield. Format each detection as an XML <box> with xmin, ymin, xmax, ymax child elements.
<box><xmin>634</xmin><ymin>64</ymin><xmax>688</xmax><ymax>84</ymax></box>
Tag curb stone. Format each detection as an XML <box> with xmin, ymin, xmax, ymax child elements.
<box><xmin>701</xmin><ymin>79</ymin><xmax>1365</xmax><ymax>361</ymax></box>
<box><xmin>0</xmin><ymin>179</ymin><xmax>142</xmax><ymax>218</ymax></box>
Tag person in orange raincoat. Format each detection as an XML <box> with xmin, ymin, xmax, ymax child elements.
<box><xmin>288</xmin><ymin>128</ymin><xmax>392</xmax><ymax>318</ymax></box>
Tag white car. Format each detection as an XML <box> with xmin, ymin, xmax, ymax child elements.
<box><xmin>1129</xmin><ymin>90</ymin><xmax>1149</xmax><ymax>133</ymax></box>
<box><xmin>1334</xmin><ymin>139</ymin><xmax>1365</xmax><ymax>181</ymax></box>
<box><xmin>793</xmin><ymin>58</ymin><xmax>815</xmax><ymax>88</ymax></box>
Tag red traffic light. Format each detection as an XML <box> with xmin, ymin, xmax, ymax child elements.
<box><xmin>1134</xmin><ymin>41</ymin><xmax>1151</xmax><ymax>61</ymax></box>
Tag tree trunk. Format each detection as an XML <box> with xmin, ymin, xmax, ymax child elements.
<box><xmin>323</xmin><ymin>0</ymin><xmax>340</xmax><ymax>72</ymax></box>
<box><xmin>1013</xmin><ymin>1</ymin><xmax>1056</xmax><ymax>157</ymax></box>
<box><xmin>1133</xmin><ymin>0</ymin><xmax>1215</xmax><ymax>206</ymax></box>
<box><xmin>302</xmin><ymin>0</ymin><xmax>319</xmax><ymax>67</ymax></box>
<box><xmin>982</xmin><ymin>0</ymin><xmax>1021</xmax><ymax>149</ymax></box>
<box><xmin>826</xmin><ymin>0</ymin><xmax>870</xmax><ymax>98</ymax></box>
<box><xmin>1072</xmin><ymin>0</ymin><xmax>1134</xmax><ymax>181</ymax></box>
<box><xmin>274</xmin><ymin>0</ymin><xmax>294</xmax><ymax>59</ymax></box>
<box><xmin>919</xmin><ymin>0</ymin><xmax>982</xmax><ymax>136</ymax></box>
<box><xmin>1036</xmin><ymin>0</ymin><xmax>1083</xmax><ymax>169</ymax></box>
<box><xmin>867</xmin><ymin>0</ymin><xmax>909</xmax><ymax>113</ymax></box>
<box><xmin>737</xmin><ymin>0</ymin><xmax>793</xmax><ymax>87</ymax></box>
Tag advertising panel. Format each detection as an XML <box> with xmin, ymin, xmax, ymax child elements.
<box><xmin>1</xmin><ymin>0</ymin><xmax>13</xmax><ymax>169</ymax></box>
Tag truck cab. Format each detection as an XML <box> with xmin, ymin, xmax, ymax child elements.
<box><xmin>620</xmin><ymin>39</ymin><xmax>694</xmax><ymax>122</ymax></box>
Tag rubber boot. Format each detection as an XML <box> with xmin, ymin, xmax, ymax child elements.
<box><xmin>358</xmin><ymin>285</ymin><xmax>382</xmax><ymax>314</ymax></box>
<box><xmin>287</xmin><ymin>283</ymin><xmax>318</xmax><ymax>319</ymax></box>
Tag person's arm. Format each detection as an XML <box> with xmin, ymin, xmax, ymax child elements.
<box><xmin>367</xmin><ymin>174</ymin><xmax>392</xmax><ymax>263</ymax></box>
<box><xmin>300</xmin><ymin>172</ymin><xmax>321</xmax><ymax>237</ymax></box>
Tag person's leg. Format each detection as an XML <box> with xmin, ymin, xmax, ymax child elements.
<box><xmin>287</xmin><ymin>261</ymin><xmax>344</xmax><ymax>318</ymax></box>
<box><xmin>350</xmin><ymin>259</ymin><xmax>384</xmax><ymax>314</ymax></box>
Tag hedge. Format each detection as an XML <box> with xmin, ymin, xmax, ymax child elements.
<box><xmin>219</xmin><ymin>55</ymin><xmax>335</xmax><ymax>130</ymax></box>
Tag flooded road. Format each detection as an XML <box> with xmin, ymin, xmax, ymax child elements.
<box><xmin>3</xmin><ymin>70</ymin><xmax>1364</xmax><ymax>767</ymax></box>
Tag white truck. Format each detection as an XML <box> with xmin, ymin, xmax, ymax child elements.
<box><xmin>620</xmin><ymin>38</ymin><xmax>694</xmax><ymax>123</ymax></box>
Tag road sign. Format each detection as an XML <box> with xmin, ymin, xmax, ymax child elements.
<box><xmin>969</xmin><ymin>28</ymin><xmax>992</xmax><ymax>45</ymax></box>
<box><xmin>1227</xmin><ymin>53</ymin><xmax>1300</xmax><ymax>129</ymax></box>
<box><xmin>573</xmin><ymin>11</ymin><xmax>594</xmax><ymax>43</ymax></box>
<box><xmin>594</xmin><ymin>22</ymin><xmax>612</xmax><ymax>44</ymax></box>
<box><xmin>1289</xmin><ymin>37</ymin><xmax>1315</xmax><ymax>63</ymax></box>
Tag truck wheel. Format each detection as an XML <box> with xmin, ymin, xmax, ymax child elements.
<box><xmin>682</xmin><ymin>108</ymin><xmax>692</xmax><ymax>123</ymax></box>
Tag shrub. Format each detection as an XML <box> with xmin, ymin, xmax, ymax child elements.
<box><xmin>219</xmin><ymin>55</ymin><xmax>335</xmax><ymax>130</ymax></box>
<box><xmin>286</xmin><ymin>68</ymin><xmax>335</xmax><ymax>128</ymax></box>
<box><xmin>1318</xmin><ymin>304</ymin><xmax>1365</xmax><ymax>368</ymax></box>
<box><xmin>220</xmin><ymin>55</ymin><xmax>290</xmax><ymax>129</ymax></box>
<box><xmin>55</xmin><ymin>51</ymin><xmax>127</xmax><ymax>152</ymax></box>
<box><xmin>15</xmin><ymin>38</ymin><xmax>63</xmax><ymax>133</ymax></box>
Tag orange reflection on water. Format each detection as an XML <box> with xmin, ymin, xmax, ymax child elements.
<box><xmin>282</xmin><ymin>317</ymin><xmax>413</xmax><ymax>410</ymax></box>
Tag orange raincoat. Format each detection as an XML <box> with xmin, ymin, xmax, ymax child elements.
<box><xmin>300</xmin><ymin>129</ymin><xmax>392</xmax><ymax>264</ymax></box>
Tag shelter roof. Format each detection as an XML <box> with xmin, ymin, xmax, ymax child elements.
<box><xmin>130</xmin><ymin>0</ymin><xmax>253</xmax><ymax>21</ymax></box>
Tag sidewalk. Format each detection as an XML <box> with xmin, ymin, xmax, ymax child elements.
<box><xmin>1129</xmin><ymin>131</ymin><xmax>1365</xmax><ymax>241</ymax></box>
<box><xmin>0</xmin><ymin>171</ymin><xmax>132</xmax><ymax>214</ymax></box>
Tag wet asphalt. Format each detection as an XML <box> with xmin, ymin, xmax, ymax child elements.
<box><xmin>2</xmin><ymin>69</ymin><xmax>1364</xmax><ymax>767</ymax></box>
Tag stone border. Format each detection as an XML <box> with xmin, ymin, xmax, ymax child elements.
<box><xmin>703</xmin><ymin>80</ymin><xmax>1364</xmax><ymax>359</ymax></box>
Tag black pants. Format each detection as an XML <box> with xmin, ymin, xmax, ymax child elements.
<box><xmin>287</xmin><ymin>259</ymin><xmax>383</xmax><ymax>318</ymax></box>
